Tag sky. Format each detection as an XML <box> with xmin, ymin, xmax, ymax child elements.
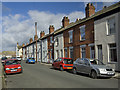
<box><xmin>1</xmin><ymin>0</ymin><xmax>119</xmax><ymax>51</ymax></box>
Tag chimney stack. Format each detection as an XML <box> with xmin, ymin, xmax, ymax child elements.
<box><xmin>17</xmin><ymin>42</ymin><xmax>19</xmax><ymax>47</ymax></box>
<box><xmin>29</xmin><ymin>38</ymin><xmax>33</xmax><ymax>43</ymax></box>
<box><xmin>34</xmin><ymin>35</ymin><xmax>38</xmax><ymax>41</ymax></box>
<box><xmin>22</xmin><ymin>43</ymin><xmax>25</xmax><ymax>47</ymax></box>
<box><xmin>40</xmin><ymin>31</ymin><xmax>45</xmax><ymax>38</ymax></box>
<box><xmin>85</xmin><ymin>3</ymin><xmax>95</xmax><ymax>18</ymax></box>
<box><xmin>49</xmin><ymin>25</ymin><xmax>54</xmax><ymax>34</ymax></box>
<box><xmin>62</xmin><ymin>16</ymin><xmax>69</xmax><ymax>28</ymax></box>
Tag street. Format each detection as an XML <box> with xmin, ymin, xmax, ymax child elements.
<box><xmin>6</xmin><ymin>61</ymin><xmax>118</xmax><ymax>88</ymax></box>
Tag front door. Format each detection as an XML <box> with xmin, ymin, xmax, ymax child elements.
<box><xmin>98</xmin><ymin>45</ymin><xmax>103</xmax><ymax>61</ymax></box>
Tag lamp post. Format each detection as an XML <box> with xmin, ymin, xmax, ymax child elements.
<box><xmin>35</xmin><ymin>22</ymin><xmax>37</xmax><ymax>63</ymax></box>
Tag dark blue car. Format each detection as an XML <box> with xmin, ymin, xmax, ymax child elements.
<box><xmin>26</xmin><ymin>57</ymin><xmax>35</xmax><ymax>64</ymax></box>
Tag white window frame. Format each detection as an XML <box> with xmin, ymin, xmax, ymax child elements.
<box><xmin>64</xmin><ymin>48</ymin><xmax>67</xmax><ymax>57</ymax></box>
<box><xmin>107</xmin><ymin>17</ymin><xmax>116</xmax><ymax>35</ymax></box>
<box><xmin>80</xmin><ymin>47</ymin><xmax>86</xmax><ymax>58</ymax></box>
<box><xmin>80</xmin><ymin>25</ymin><xmax>85</xmax><ymax>41</ymax></box>
<box><xmin>69</xmin><ymin>47</ymin><xmax>73</xmax><ymax>59</ymax></box>
<box><xmin>50</xmin><ymin>36</ymin><xmax>53</xmax><ymax>44</ymax></box>
<box><xmin>108</xmin><ymin>43</ymin><xmax>117</xmax><ymax>62</ymax></box>
<box><xmin>68</xmin><ymin>30</ymin><xmax>73</xmax><ymax>43</ymax></box>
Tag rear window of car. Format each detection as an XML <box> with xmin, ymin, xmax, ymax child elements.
<box><xmin>64</xmin><ymin>59</ymin><xmax>73</xmax><ymax>64</ymax></box>
<box><xmin>29</xmin><ymin>58</ymin><xmax>35</xmax><ymax>60</ymax></box>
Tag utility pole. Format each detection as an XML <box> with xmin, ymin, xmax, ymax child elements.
<box><xmin>35</xmin><ymin>22</ymin><xmax>37</xmax><ymax>63</ymax></box>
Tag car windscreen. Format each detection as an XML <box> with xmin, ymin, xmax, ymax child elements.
<box><xmin>90</xmin><ymin>59</ymin><xmax>104</xmax><ymax>65</ymax></box>
<box><xmin>64</xmin><ymin>59</ymin><xmax>73</xmax><ymax>64</ymax></box>
<box><xmin>6</xmin><ymin>60</ymin><xmax>19</xmax><ymax>65</ymax></box>
<box><xmin>1</xmin><ymin>57</ymin><xmax>7</xmax><ymax>60</ymax></box>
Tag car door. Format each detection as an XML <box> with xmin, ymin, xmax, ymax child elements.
<box><xmin>54</xmin><ymin>59</ymin><xmax>58</xmax><ymax>68</ymax></box>
<box><xmin>56</xmin><ymin>58</ymin><xmax>60</xmax><ymax>68</ymax></box>
<box><xmin>82</xmin><ymin>59</ymin><xmax>91</xmax><ymax>74</ymax></box>
<box><xmin>76</xmin><ymin>59</ymin><xmax>84</xmax><ymax>73</ymax></box>
<box><xmin>58</xmin><ymin>58</ymin><xmax>63</xmax><ymax>68</ymax></box>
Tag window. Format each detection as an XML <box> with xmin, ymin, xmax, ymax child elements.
<box><xmin>69</xmin><ymin>47</ymin><xmax>73</xmax><ymax>59</ymax></box>
<box><xmin>50</xmin><ymin>49</ymin><xmax>53</xmax><ymax>59</ymax></box>
<box><xmin>64</xmin><ymin>48</ymin><xmax>67</xmax><ymax>57</ymax></box>
<box><xmin>90</xmin><ymin>46</ymin><xmax>95</xmax><ymax>59</ymax></box>
<box><xmin>56</xmin><ymin>50</ymin><xmax>59</xmax><ymax>58</ymax></box>
<box><xmin>98</xmin><ymin>45</ymin><xmax>103</xmax><ymax>60</ymax></box>
<box><xmin>81</xmin><ymin>48</ymin><xmax>86</xmax><ymax>58</ymax></box>
<box><xmin>107</xmin><ymin>17</ymin><xmax>116</xmax><ymax>35</ymax></box>
<box><xmin>50</xmin><ymin>36</ymin><xmax>53</xmax><ymax>44</ymax></box>
<box><xmin>55</xmin><ymin>37</ymin><xmax>59</xmax><ymax>46</ymax></box>
<box><xmin>69</xmin><ymin>30</ymin><xmax>73</xmax><ymax>43</ymax></box>
<box><xmin>80</xmin><ymin>25</ymin><xmax>85</xmax><ymax>40</ymax></box>
<box><xmin>109</xmin><ymin>43</ymin><xmax>117</xmax><ymax>62</ymax></box>
<box><xmin>61</xmin><ymin>49</ymin><xmax>63</xmax><ymax>57</ymax></box>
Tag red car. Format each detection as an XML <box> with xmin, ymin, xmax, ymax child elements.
<box><xmin>4</xmin><ymin>59</ymin><xmax>22</xmax><ymax>74</ymax></box>
<box><xmin>52</xmin><ymin>57</ymin><xmax>73</xmax><ymax>71</ymax></box>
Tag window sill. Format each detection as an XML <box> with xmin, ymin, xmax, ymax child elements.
<box><xmin>106</xmin><ymin>34</ymin><xmax>115</xmax><ymax>36</ymax></box>
<box><xmin>107</xmin><ymin>62</ymin><xmax>117</xmax><ymax>64</ymax></box>
<box><xmin>80</xmin><ymin>39</ymin><xmax>85</xmax><ymax>42</ymax></box>
<box><xmin>68</xmin><ymin>42</ymin><xmax>73</xmax><ymax>44</ymax></box>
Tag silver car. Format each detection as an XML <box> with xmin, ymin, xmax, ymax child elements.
<box><xmin>73</xmin><ymin>58</ymin><xmax>115</xmax><ymax>79</ymax></box>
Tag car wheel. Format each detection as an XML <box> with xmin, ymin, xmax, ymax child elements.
<box><xmin>73</xmin><ymin>68</ymin><xmax>77</xmax><ymax>74</ymax></box>
<box><xmin>91</xmin><ymin>71</ymin><xmax>97</xmax><ymax>79</ymax></box>
<box><xmin>60</xmin><ymin>66</ymin><xmax>64</xmax><ymax>71</ymax></box>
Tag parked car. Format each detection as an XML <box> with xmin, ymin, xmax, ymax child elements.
<box><xmin>16</xmin><ymin>57</ymin><xmax>21</xmax><ymax>61</ymax></box>
<box><xmin>1</xmin><ymin>57</ymin><xmax>7</xmax><ymax>65</ymax></box>
<box><xmin>4</xmin><ymin>59</ymin><xmax>23</xmax><ymax>74</ymax></box>
<box><xmin>52</xmin><ymin>57</ymin><xmax>73</xmax><ymax>71</ymax></box>
<box><xmin>26</xmin><ymin>57</ymin><xmax>35</xmax><ymax>64</ymax></box>
<box><xmin>73</xmin><ymin>58</ymin><xmax>115</xmax><ymax>79</ymax></box>
<box><xmin>11</xmin><ymin>57</ymin><xmax>16</xmax><ymax>59</ymax></box>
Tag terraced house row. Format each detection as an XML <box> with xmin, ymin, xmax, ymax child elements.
<box><xmin>17</xmin><ymin>2</ymin><xmax>120</xmax><ymax>71</ymax></box>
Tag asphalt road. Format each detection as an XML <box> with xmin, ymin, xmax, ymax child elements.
<box><xmin>6</xmin><ymin>61</ymin><xmax>118</xmax><ymax>88</ymax></box>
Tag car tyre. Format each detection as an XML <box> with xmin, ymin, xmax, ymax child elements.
<box><xmin>73</xmin><ymin>68</ymin><xmax>77</xmax><ymax>74</ymax></box>
<box><xmin>91</xmin><ymin>71</ymin><xmax>97</xmax><ymax>79</ymax></box>
<box><xmin>60</xmin><ymin>66</ymin><xmax>64</xmax><ymax>71</ymax></box>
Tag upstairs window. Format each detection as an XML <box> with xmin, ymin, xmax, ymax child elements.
<box><xmin>68</xmin><ymin>30</ymin><xmax>73</xmax><ymax>43</ymax></box>
<box><xmin>107</xmin><ymin>17</ymin><xmax>116</xmax><ymax>35</ymax></box>
<box><xmin>50</xmin><ymin>36</ymin><xmax>53</xmax><ymax>44</ymax></box>
<box><xmin>55</xmin><ymin>37</ymin><xmax>59</xmax><ymax>47</ymax></box>
<box><xmin>80</xmin><ymin>25</ymin><xmax>85</xmax><ymax>40</ymax></box>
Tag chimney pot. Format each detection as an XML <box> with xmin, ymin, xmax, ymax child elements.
<box><xmin>40</xmin><ymin>31</ymin><xmax>45</xmax><ymax>38</ymax></box>
<box><xmin>49</xmin><ymin>25</ymin><xmax>54</xmax><ymax>34</ymax></box>
<box><xmin>62</xmin><ymin>16</ymin><xmax>69</xmax><ymax>28</ymax></box>
<box><xmin>85</xmin><ymin>3</ymin><xmax>95</xmax><ymax>18</ymax></box>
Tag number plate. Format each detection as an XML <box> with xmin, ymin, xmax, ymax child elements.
<box><xmin>67</xmin><ymin>67</ymin><xmax>72</xmax><ymax>69</ymax></box>
<box><xmin>11</xmin><ymin>70</ymin><xmax>17</xmax><ymax>72</ymax></box>
<box><xmin>108</xmin><ymin>73</ymin><xmax>114</xmax><ymax>75</ymax></box>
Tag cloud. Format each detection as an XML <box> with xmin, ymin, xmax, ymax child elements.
<box><xmin>2</xmin><ymin>10</ymin><xmax>85</xmax><ymax>51</ymax></box>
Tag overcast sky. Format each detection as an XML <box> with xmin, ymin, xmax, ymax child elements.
<box><xmin>1</xmin><ymin>0</ymin><xmax>118</xmax><ymax>51</ymax></box>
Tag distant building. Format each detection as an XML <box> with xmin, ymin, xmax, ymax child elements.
<box><xmin>16</xmin><ymin>42</ymin><xmax>22</xmax><ymax>58</ymax></box>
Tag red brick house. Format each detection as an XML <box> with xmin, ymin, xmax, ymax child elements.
<box><xmin>62</xmin><ymin>3</ymin><xmax>95</xmax><ymax>60</ymax></box>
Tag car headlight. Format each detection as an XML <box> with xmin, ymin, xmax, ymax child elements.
<box><xmin>18</xmin><ymin>67</ymin><xmax>21</xmax><ymax>69</ymax></box>
<box><xmin>99</xmin><ymin>68</ymin><xmax>106</xmax><ymax>72</ymax></box>
<box><xmin>6</xmin><ymin>68</ymin><xmax>10</xmax><ymax>70</ymax></box>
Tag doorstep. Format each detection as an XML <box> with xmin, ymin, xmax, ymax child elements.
<box><xmin>112</xmin><ymin>72</ymin><xmax>120</xmax><ymax>79</ymax></box>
